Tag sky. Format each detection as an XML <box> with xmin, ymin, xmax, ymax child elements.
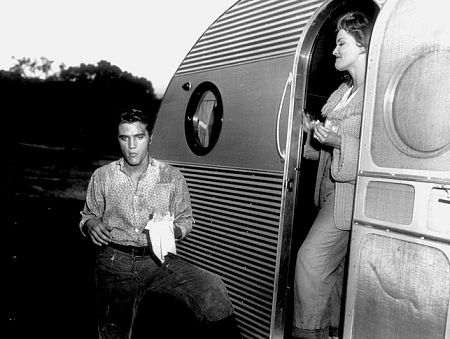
<box><xmin>0</xmin><ymin>0</ymin><xmax>238</xmax><ymax>97</ymax></box>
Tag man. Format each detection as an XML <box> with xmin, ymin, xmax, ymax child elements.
<box><xmin>80</xmin><ymin>108</ymin><xmax>239</xmax><ymax>339</ymax></box>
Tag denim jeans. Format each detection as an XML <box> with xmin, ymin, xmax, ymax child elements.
<box><xmin>292</xmin><ymin>192</ymin><xmax>349</xmax><ymax>339</ymax></box>
<box><xmin>95</xmin><ymin>246</ymin><xmax>234</xmax><ymax>339</ymax></box>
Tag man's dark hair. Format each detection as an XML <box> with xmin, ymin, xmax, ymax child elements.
<box><xmin>119</xmin><ymin>108</ymin><xmax>151</xmax><ymax>133</ymax></box>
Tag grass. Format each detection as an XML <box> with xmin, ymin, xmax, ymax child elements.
<box><xmin>6</xmin><ymin>143</ymin><xmax>107</xmax><ymax>339</ymax></box>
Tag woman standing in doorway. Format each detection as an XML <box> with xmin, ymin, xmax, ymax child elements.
<box><xmin>292</xmin><ymin>11</ymin><xmax>374</xmax><ymax>339</ymax></box>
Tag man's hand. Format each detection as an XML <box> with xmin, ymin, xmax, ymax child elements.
<box><xmin>84</xmin><ymin>219</ymin><xmax>111</xmax><ymax>246</ymax></box>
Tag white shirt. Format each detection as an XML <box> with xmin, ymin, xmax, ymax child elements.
<box><xmin>333</xmin><ymin>86</ymin><xmax>359</xmax><ymax>111</ymax></box>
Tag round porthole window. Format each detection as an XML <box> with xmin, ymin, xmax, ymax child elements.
<box><xmin>185</xmin><ymin>82</ymin><xmax>223</xmax><ymax>156</ymax></box>
<box><xmin>384</xmin><ymin>48</ymin><xmax>450</xmax><ymax>158</ymax></box>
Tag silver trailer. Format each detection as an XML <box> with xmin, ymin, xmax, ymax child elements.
<box><xmin>344</xmin><ymin>0</ymin><xmax>450</xmax><ymax>338</ymax></box>
<box><xmin>151</xmin><ymin>0</ymin><xmax>450</xmax><ymax>338</ymax></box>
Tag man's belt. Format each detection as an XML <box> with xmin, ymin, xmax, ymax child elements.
<box><xmin>108</xmin><ymin>242</ymin><xmax>152</xmax><ymax>257</ymax></box>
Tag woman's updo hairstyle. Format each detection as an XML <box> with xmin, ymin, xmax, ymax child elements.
<box><xmin>337</xmin><ymin>11</ymin><xmax>373</xmax><ymax>51</ymax></box>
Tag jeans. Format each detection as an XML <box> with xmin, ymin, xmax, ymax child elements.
<box><xmin>95</xmin><ymin>246</ymin><xmax>234</xmax><ymax>339</ymax></box>
<box><xmin>292</xmin><ymin>192</ymin><xmax>349</xmax><ymax>339</ymax></box>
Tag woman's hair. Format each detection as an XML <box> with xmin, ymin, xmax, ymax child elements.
<box><xmin>337</xmin><ymin>11</ymin><xmax>373</xmax><ymax>51</ymax></box>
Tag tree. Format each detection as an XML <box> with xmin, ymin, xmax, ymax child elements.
<box><xmin>9</xmin><ymin>56</ymin><xmax>62</xmax><ymax>79</ymax></box>
<box><xmin>57</xmin><ymin>60</ymin><xmax>160</xmax><ymax>154</ymax></box>
<box><xmin>3</xmin><ymin>58</ymin><xmax>161</xmax><ymax>154</ymax></box>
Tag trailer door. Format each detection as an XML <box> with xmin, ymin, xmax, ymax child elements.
<box><xmin>344</xmin><ymin>0</ymin><xmax>450</xmax><ymax>338</ymax></box>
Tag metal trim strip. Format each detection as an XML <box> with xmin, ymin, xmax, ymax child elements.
<box><xmin>175</xmin><ymin>0</ymin><xmax>324</xmax><ymax>75</ymax></box>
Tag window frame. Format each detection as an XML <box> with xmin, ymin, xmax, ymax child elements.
<box><xmin>184</xmin><ymin>82</ymin><xmax>223</xmax><ymax>156</ymax></box>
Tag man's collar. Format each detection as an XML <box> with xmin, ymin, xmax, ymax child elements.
<box><xmin>116</xmin><ymin>155</ymin><xmax>156</xmax><ymax>174</ymax></box>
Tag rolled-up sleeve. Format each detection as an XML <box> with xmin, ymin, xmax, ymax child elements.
<box><xmin>79</xmin><ymin>169</ymin><xmax>105</xmax><ymax>235</ymax></box>
<box><xmin>172</xmin><ymin>174</ymin><xmax>193</xmax><ymax>239</ymax></box>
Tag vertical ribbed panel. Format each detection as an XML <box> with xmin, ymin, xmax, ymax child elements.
<box><xmin>170</xmin><ymin>162</ymin><xmax>284</xmax><ymax>339</ymax></box>
<box><xmin>176</xmin><ymin>0</ymin><xmax>324</xmax><ymax>75</ymax></box>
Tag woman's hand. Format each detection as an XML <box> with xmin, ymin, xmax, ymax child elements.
<box><xmin>313</xmin><ymin>123</ymin><xmax>342</xmax><ymax>149</ymax></box>
<box><xmin>302</xmin><ymin>111</ymin><xmax>320</xmax><ymax>132</ymax></box>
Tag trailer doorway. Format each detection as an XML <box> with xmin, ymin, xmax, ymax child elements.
<box><xmin>292</xmin><ymin>0</ymin><xmax>379</xmax><ymax>259</ymax></box>
<box><xmin>286</xmin><ymin>0</ymin><xmax>379</xmax><ymax>335</ymax></box>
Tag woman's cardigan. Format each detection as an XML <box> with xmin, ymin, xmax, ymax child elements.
<box><xmin>313</xmin><ymin>82</ymin><xmax>363</xmax><ymax>230</ymax></box>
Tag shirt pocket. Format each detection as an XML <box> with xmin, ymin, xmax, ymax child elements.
<box><xmin>151</xmin><ymin>183</ymin><xmax>173</xmax><ymax>217</ymax></box>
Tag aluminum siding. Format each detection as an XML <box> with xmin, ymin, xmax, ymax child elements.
<box><xmin>176</xmin><ymin>0</ymin><xmax>324</xmax><ymax>75</ymax></box>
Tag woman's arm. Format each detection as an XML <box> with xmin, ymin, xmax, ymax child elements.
<box><xmin>330</xmin><ymin>115</ymin><xmax>362</xmax><ymax>182</ymax></box>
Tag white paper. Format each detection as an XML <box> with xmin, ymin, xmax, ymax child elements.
<box><xmin>144</xmin><ymin>212</ymin><xmax>176</xmax><ymax>262</ymax></box>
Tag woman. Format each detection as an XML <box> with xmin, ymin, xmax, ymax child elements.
<box><xmin>292</xmin><ymin>11</ymin><xmax>374</xmax><ymax>339</ymax></box>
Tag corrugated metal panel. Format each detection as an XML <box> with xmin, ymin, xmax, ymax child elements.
<box><xmin>170</xmin><ymin>162</ymin><xmax>284</xmax><ymax>339</ymax></box>
<box><xmin>176</xmin><ymin>0</ymin><xmax>324</xmax><ymax>75</ymax></box>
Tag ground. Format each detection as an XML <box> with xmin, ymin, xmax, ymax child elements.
<box><xmin>6</xmin><ymin>143</ymin><xmax>218</xmax><ymax>339</ymax></box>
<box><xmin>6</xmin><ymin>143</ymin><xmax>104</xmax><ymax>339</ymax></box>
